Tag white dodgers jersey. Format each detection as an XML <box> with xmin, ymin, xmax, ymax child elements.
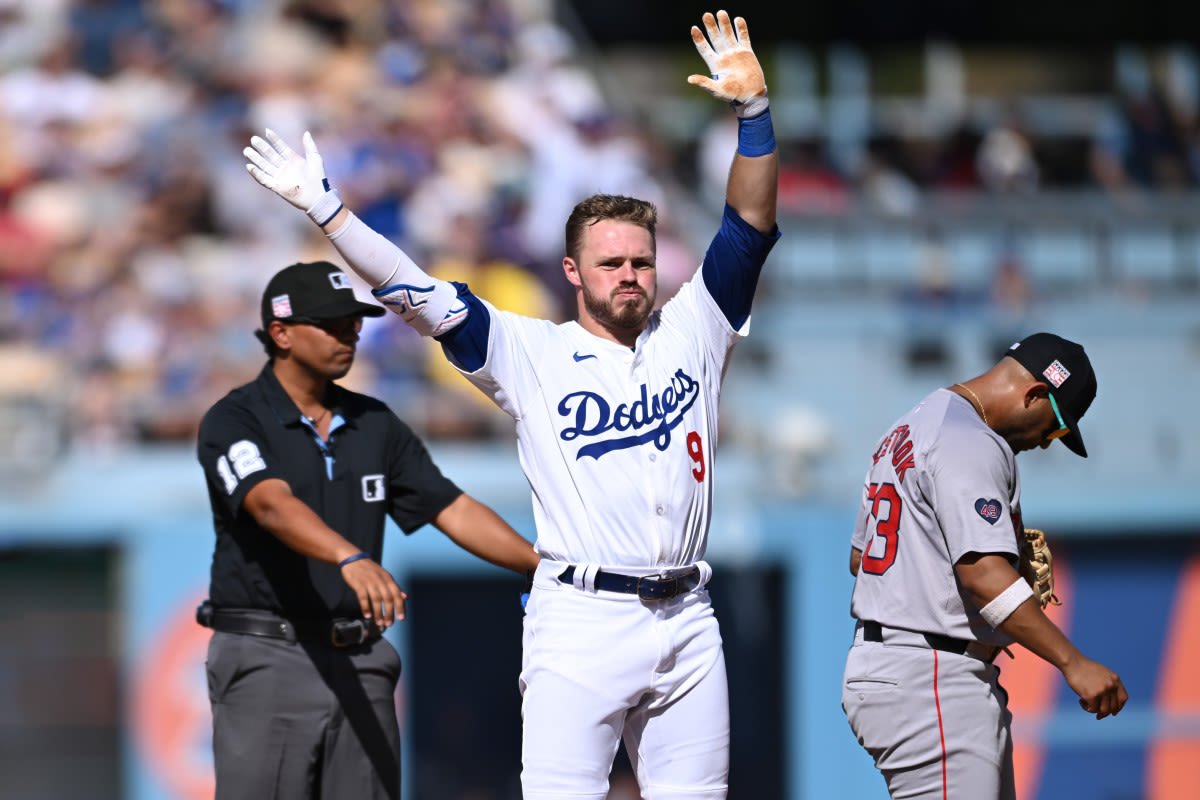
<box><xmin>849</xmin><ymin>388</ymin><xmax>1025</xmax><ymax>644</ymax></box>
<box><xmin>454</xmin><ymin>270</ymin><xmax>744</xmax><ymax>569</ymax></box>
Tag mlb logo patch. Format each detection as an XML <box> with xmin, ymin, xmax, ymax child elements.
<box><xmin>329</xmin><ymin>272</ymin><xmax>352</xmax><ymax>291</ymax></box>
<box><xmin>271</xmin><ymin>294</ymin><xmax>293</xmax><ymax>318</ymax></box>
<box><xmin>1042</xmin><ymin>359</ymin><xmax>1070</xmax><ymax>388</ymax></box>
<box><xmin>362</xmin><ymin>475</ymin><xmax>385</xmax><ymax>502</ymax></box>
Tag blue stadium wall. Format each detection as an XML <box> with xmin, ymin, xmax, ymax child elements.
<box><xmin>2</xmin><ymin>442</ymin><xmax>1197</xmax><ymax>800</ymax></box>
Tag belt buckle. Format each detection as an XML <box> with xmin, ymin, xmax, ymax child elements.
<box><xmin>636</xmin><ymin>573</ymin><xmax>676</xmax><ymax>600</ymax></box>
<box><xmin>330</xmin><ymin>619</ymin><xmax>368</xmax><ymax>647</ymax></box>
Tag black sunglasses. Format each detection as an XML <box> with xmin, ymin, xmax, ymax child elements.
<box><xmin>281</xmin><ymin>316</ymin><xmax>362</xmax><ymax>332</ymax></box>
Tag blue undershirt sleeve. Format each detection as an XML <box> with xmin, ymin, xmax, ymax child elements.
<box><xmin>434</xmin><ymin>282</ymin><xmax>491</xmax><ymax>373</ymax></box>
<box><xmin>701</xmin><ymin>203</ymin><xmax>781</xmax><ymax>330</ymax></box>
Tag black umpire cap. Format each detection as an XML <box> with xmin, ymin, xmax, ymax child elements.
<box><xmin>260</xmin><ymin>261</ymin><xmax>385</xmax><ymax>327</ymax></box>
<box><xmin>1005</xmin><ymin>332</ymin><xmax>1096</xmax><ymax>458</ymax></box>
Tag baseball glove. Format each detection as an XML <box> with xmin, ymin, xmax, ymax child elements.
<box><xmin>1021</xmin><ymin>528</ymin><xmax>1061</xmax><ymax>608</ymax></box>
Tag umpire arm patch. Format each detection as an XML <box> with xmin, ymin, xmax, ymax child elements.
<box><xmin>215</xmin><ymin>440</ymin><xmax>267</xmax><ymax>495</ymax></box>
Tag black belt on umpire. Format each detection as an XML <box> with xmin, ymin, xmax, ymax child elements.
<box><xmin>557</xmin><ymin>566</ymin><xmax>701</xmax><ymax>600</ymax></box>
<box><xmin>861</xmin><ymin>620</ymin><xmax>1001</xmax><ymax>664</ymax></box>
<box><xmin>196</xmin><ymin>601</ymin><xmax>382</xmax><ymax>648</ymax></box>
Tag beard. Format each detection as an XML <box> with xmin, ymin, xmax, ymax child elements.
<box><xmin>581</xmin><ymin>281</ymin><xmax>654</xmax><ymax>331</ymax></box>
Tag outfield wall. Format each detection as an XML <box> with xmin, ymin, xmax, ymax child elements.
<box><xmin>2</xmin><ymin>443</ymin><xmax>1197</xmax><ymax>800</ymax></box>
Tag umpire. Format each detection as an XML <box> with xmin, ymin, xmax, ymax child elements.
<box><xmin>196</xmin><ymin>261</ymin><xmax>538</xmax><ymax>799</ymax></box>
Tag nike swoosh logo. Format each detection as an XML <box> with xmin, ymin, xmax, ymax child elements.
<box><xmin>572</xmin><ymin>352</ymin><xmax>597</xmax><ymax>362</ymax></box>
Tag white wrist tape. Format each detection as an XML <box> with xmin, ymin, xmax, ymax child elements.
<box><xmin>979</xmin><ymin>576</ymin><xmax>1035</xmax><ymax>628</ymax></box>
<box><xmin>306</xmin><ymin>189</ymin><xmax>344</xmax><ymax>226</ymax></box>
<box><xmin>327</xmin><ymin>212</ymin><xmax>467</xmax><ymax>337</ymax></box>
<box><xmin>734</xmin><ymin>94</ymin><xmax>769</xmax><ymax>119</ymax></box>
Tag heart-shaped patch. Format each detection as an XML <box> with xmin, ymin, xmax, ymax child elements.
<box><xmin>974</xmin><ymin>498</ymin><xmax>1002</xmax><ymax>524</ymax></box>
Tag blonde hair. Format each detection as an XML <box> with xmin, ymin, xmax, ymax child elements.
<box><xmin>564</xmin><ymin>194</ymin><xmax>657</xmax><ymax>263</ymax></box>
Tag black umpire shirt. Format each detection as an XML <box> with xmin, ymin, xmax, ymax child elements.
<box><xmin>197</xmin><ymin>363</ymin><xmax>462</xmax><ymax>618</ymax></box>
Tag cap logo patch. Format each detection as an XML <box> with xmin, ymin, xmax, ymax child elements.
<box><xmin>1043</xmin><ymin>359</ymin><xmax>1070</xmax><ymax>388</ymax></box>
<box><xmin>329</xmin><ymin>272</ymin><xmax>352</xmax><ymax>290</ymax></box>
<box><xmin>974</xmin><ymin>498</ymin><xmax>1002</xmax><ymax>524</ymax></box>
<box><xmin>271</xmin><ymin>294</ymin><xmax>293</xmax><ymax>318</ymax></box>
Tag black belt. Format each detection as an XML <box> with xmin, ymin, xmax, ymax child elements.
<box><xmin>557</xmin><ymin>566</ymin><xmax>701</xmax><ymax>600</ymax></box>
<box><xmin>196</xmin><ymin>602</ymin><xmax>381</xmax><ymax>648</ymax></box>
<box><xmin>862</xmin><ymin>620</ymin><xmax>1000</xmax><ymax>664</ymax></box>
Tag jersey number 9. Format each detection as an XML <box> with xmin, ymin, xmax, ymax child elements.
<box><xmin>687</xmin><ymin>431</ymin><xmax>706</xmax><ymax>482</ymax></box>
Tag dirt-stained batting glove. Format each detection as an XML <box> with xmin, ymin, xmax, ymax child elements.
<box><xmin>687</xmin><ymin>10</ymin><xmax>768</xmax><ymax>118</ymax></box>
<box><xmin>244</xmin><ymin>129</ymin><xmax>344</xmax><ymax>225</ymax></box>
<box><xmin>1021</xmin><ymin>528</ymin><xmax>1062</xmax><ymax>608</ymax></box>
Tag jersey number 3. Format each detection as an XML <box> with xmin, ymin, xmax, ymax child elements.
<box><xmin>861</xmin><ymin>482</ymin><xmax>901</xmax><ymax>574</ymax></box>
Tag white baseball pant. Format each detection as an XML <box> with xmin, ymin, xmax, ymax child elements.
<box><xmin>520</xmin><ymin>560</ymin><xmax>729</xmax><ymax>799</ymax></box>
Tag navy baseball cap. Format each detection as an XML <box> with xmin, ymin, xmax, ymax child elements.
<box><xmin>261</xmin><ymin>261</ymin><xmax>385</xmax><ymax>326</ymax></box>
<box><xmin>1005</xmin><ymin>332</ymin><xmax>1096</xmax><ymax>458</ymax></box>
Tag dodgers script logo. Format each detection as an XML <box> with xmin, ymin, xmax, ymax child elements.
<box><xmin>558</xmin><ymin>368</ymin><xmax>700</xmax><ymax>460</ymax></box>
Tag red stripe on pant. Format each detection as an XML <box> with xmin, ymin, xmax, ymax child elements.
<box><xmin>933</xmin><ymin>649</ymin><xmax>948</xmax><ymax>800</ymax></box>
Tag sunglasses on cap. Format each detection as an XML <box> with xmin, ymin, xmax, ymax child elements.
<box><xmin>1046</xmin><ymin>392</ymin><xmax>1070</xmax><ymax>441</ymax></box>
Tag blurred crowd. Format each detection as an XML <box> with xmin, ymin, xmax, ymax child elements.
<box><xmin>2</xmin><ymin>0</ymin><xmax>1199</xmax><ymax>454</ymax></box>
<box><xmin>0</xmin><ymin>0</ymin><xmax>701</xmax><ymax>449</ymax></box>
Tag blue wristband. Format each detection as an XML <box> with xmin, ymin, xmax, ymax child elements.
<box><xmin>338</xmin><ymin>552</ymin><xmax>370</xmax><ymax>568</ymax></box>
<box><xmin>737</xmin><ymin>109</ymin><xmax>776</xmax><ymax>157</ymax></box>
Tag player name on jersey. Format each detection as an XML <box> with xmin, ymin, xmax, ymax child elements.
<box><xmin>871</xmin><ymin>423</ymin><xmax>916</xmax><ymax>482</ymax></box>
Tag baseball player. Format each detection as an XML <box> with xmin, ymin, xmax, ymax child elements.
<box><xmin>196</xmin><ymin>261</ymin><xmax>538</xmax><ymax>799</ymax></box>
<box><xmin>242</xmin><ymin>10</ymin><xmax>779</xmax><ymax>798</ymax></box>
<box><xmin>842</xmin><ymin>332</ymin><xmax>1128</xmax><ymax>799</ymax></box>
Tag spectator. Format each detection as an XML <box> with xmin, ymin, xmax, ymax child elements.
<box><xmin>977</xmin><ymin>118</ymin><xmax>1040</xmax><ymax>194</ymax></box>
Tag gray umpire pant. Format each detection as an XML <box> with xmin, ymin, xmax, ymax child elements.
<box><xmin>206</xmin><ymin>630</ymin><xmax>404</xmax><ymax>800</ymax></box>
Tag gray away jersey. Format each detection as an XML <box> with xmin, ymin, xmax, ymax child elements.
<box><xmin>849</xmin><ymin>388</ymin><xmax>1024</xmax><ymax>644</ymax></box>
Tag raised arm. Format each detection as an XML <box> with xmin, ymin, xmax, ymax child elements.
<box><xmin>687</xmin><ymin>10</ymin><xmax>778</xmax><ymax>233</ymax></box>
<box><xmin>244</xmin><ymin>129</ymin><xmax>468</xmax><ymax>338</ymax></box>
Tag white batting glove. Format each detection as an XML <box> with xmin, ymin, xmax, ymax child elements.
<box><xmin>686</xmin><ymin>11</ymin><xmax>768</xmax><ymax>118</ymax></box>
<box><xmin>244</xmin><ymin>129</ymin><xmax>344</xmax><ymax>226</ymax></box>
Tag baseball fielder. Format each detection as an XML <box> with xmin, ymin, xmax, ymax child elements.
<box><xmin>842</xmin><ymin>333</ymin><xmax>1128</xmax><ymax>799</ymax></box>
<box><xmin>244</xmin><ymin>10</ymin><xmax>779</xmax><ymax>798</ymax></box>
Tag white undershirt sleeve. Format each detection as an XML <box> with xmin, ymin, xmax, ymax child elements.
<box><xmin>326</xmin><ymin>212</ymin><xmax>466</xmax><ymax>337</ymax></box>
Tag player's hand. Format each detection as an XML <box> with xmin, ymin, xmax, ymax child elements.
<box><xmin>340</xmin><ymin>556</ymin><xmax>408</xmax><ymax>627</ymax></box>
<box><xmin>1063</xmin><ymin>656</ymin><xmax>1128</xmax><ymax>720</ymax></box>
<box><xmin>244</xmin><ymin>129</ymin><xmax>343</xmax><ymax>224</ymax></box>
<box><xmin>687</xmin><ymin>11</ymin><xmax>768</xmax><ymax>118</ymax></box>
